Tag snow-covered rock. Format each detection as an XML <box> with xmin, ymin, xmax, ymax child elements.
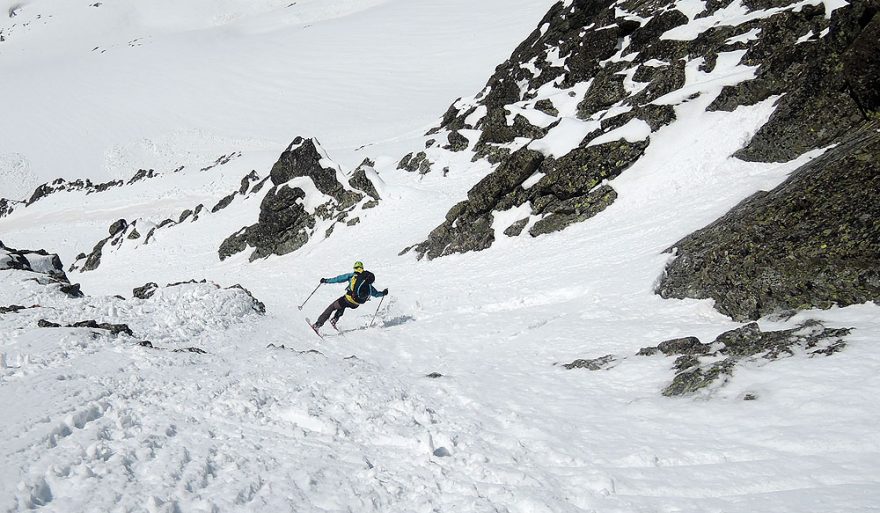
<box><xmin>219</xmin><ymin>137</ymin><xmax>380</xmax><ymax>261</ymax></box>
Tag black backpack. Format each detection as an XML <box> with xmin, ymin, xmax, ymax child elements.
<box><xmin>348</xmin><ymin>271</ymin><xmax>375</xmax><ymax>303</ymax></box>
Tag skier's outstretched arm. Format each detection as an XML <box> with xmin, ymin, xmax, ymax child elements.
<box><xmin>322</xmin><ymin>272</ymin><xmax>354</xmax><ymax>284</ymax></box>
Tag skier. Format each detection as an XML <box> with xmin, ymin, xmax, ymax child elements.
<box><xmin>312</xmin><ymin>261</ymin><xmax>388</xmax><ymax>331</ymax></box>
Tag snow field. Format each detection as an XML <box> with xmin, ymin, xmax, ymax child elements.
<box><xmin>0</xmin><ymin>0</ymin><xmax>558</xmax><ymax>196</ymax></box>
<box><xmin>1</xmin><ymin>0</ymin><xmax>879</xmax><ymax>511</ymax></box>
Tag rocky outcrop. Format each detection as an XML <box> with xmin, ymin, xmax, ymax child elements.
<box><xmin>654</xmin><ymin>2</ymin><xmax>880</xmax><ymax>319</ymax></box>
<box><xmin>200</xmin><ymin>152</ymin><xmax>242</xmax><ymax>172</ymax></box>
<box><xmin>562</xmin><ymin>354</ymin><xmax>616</xmax><ymax>371</ymax></box>
<box><xmin>705</xmin><ymin>3</ymin><xmax>877</xmax><ymax>162</ymax></box>
<box><xmin>400</xmin><ymin>0</ymin><xmax>695</xmax><ymax>257</ymax></box>
<box><xmin>219</xmin><ymin>137</ymin><xmax>373</xmax><ymax>261</ymax></box>
<box><xmin>132</xmin><ymin>282</ymin><xmax>159</xmax><ymax>299</ymax></box>
<box><xmin>411</xmin><ymin>139</ymin><xmax>647</xmax><ymax>259</ymax></box>
<box><xmin>646</xmin><ymin>321</ymin><xmax>851</xmax><ymax>396</ymax></box>
<box><xmin>564</xmin><ymin>320</ymin><xmax>851</xmax><ymax>396</ymax></box>
<box><xmin>398</xmin><ymin>152</ymin><xmax>433</xmax><ymax>174</ymax></box>
<box><xmin>63</xmin><ymin>167</ymin><xmax>266</xmax><ymax>271</ymax></box>
<box><xmin>842</xmin><ymin>10</ymin><xmax>880</xmax><ymax>116</ymax></box>
<box><xmin>127</xmin><ymin>168</ymin><xmax>157</xmax><ymax>185</ymax></box>
<box><xmin>0</xmin><ymin>198</ymin><xmax>23</xmax><ymax>218</ymax></box>
<box><xmin>411</xmin><ymin>149</ymin><xmax>544</xmax><ymax>259</ymax></box>
<box><xmin>22</xmin><ymin>164</ymin><xmax>170</xmax><ymax>207</ymax></box>
<box><xmin>350</xmin><ymin>159</ymin><xmax>382</xmax><ymax>201</ymax></box>
<box><xmin>0</xmin><ymin>241</ymin><xmax>83</xmax><ymax>298</ymax></box>
<box><xmin>71</xmin><ymin>219</ymin><xmax>130</xmax><ymax>272</ymax></box>
<box><xmin>657</xmin><ymin>121</ymin><xmax>880</xmax><ymax>321</ymax></box>
<box><xmin>37</xmin><ymin>320</ymin><xmax>135</xmax><ymax>337</ymax></box>
<box><xmin>407</xmin><ymin>0</ymin><xmax>878</xmax><ymax>274</ymax></box>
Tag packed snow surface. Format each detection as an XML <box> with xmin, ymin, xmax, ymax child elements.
<box><xmin>2</xmin><ymin>1</ymin><xmax>879</xmax><ymax>512</ymax></box>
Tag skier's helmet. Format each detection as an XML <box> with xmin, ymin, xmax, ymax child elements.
<box><xmin>353</xmin><ymin>261</ymin><xmax>364</xmax><ymax>271</ymax></box>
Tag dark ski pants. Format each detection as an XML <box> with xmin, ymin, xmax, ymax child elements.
<box><xmin>315</xmin><ymin>296</ymin><xmax>357</xmax><ymax>327</ymax></box>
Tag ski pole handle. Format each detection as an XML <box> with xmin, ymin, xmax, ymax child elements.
<box><xmin>370</xmin><ymin>295</ymin><xmax>386</xmax><ymax>327</ymax></box>
<box><xmin>298</xmin><ymin>282</ymin><xmax>322</xmax><ymax>310</ymax></box>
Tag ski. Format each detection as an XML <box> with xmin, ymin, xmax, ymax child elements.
<box><xmin>305</xmin><ymin>317</ymin><xmax>324</xmax><ymax>340</ymax></box>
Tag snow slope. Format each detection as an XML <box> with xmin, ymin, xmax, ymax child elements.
<box><xmin>1</xmin><ymin>0</ymin><xmax>879</xmax><ymax>512</ymax></box>
<box><xmin>0</xmin><ymin>0</ymin><xmax>556</xmax><ymax>198</ymax></box>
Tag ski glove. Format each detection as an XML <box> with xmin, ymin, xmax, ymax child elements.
<box><xmin>381</xmin><ymin>288</ymin><xmax>389</xmax><ymax>296</ymax></box>
<box><xmin>320</xmin><ymin>278</ymin><xmax>328</xmax><ymax>284</ymax></box>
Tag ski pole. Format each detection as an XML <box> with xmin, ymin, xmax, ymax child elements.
<box><xmin>298</xmin><ymin>282</ymin><xmax>322</xmax><ymax>310</ymax></box>
<box><xmin>369</xmin><ymin>295</ymin><xmax>386</xmax><ymax>327</ymax></box>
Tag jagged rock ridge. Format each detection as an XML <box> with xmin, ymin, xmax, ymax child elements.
<box><xmin>400</xmin><ymin>0</ymin><xmax>878</xmax><ymax>321</ymax></box>
<box><xmin>219</xmin><ymin>137</ymin><xmax>381</xmax><ymax>261</ymax></box>
<box><xmin>409</xmin><ymin>0</ymin><xmax>874</xmax><ymax>260</ymax></box>
<box><xmin>69</xmin><ymin>169</ymin><xmax>264</xmax><ymax>273</ymax></box>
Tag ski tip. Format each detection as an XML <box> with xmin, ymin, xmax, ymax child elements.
<box><xmin>305</xmin><ymin>317</ymin><xmax>324</xmax><ymax>339</ymax></box>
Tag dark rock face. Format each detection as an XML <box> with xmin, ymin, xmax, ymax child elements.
<box><xmin>76</xmin><ymin>221</ymin><xmax>120</xmax><ymax>273</ymax></box>
<box><xmin>349</xmin><ymin>160</ymin><xmax>382</xmax><ymax>200</ymax></box>
<box><xmin>211</xmin><ymin>192</ymin><xmax>236</xmax><ymax>213</ymax></box>
<box><xmin>109</xmin><ymin>219</ymin><xmax>127</xmax><ymax>236</ymax></box>
<box><xmin>842</xmin><ymin>10</ymin><xmax>880</xmax><ymax>116</ymax></box>
<box><xmin>412</xmin><ymin>138</ymin><xmax>646</xmax><ymax>258</ymax></box>
<box><xmin>398</xmin><ymin>152</ymin><xmax>433</xmax><ymax>174</ymax></box>
<box><xmin>22</xmin><ymin>165</ymin><xmax>166</xmax><ymax>208</ymax></box>
<box><xmin>565</xmin><ymin>321</ymin><xmax>850</xmax><ymax>395</ymax></box>
<box><xmin>658</xmin><ymin>122</ymin><xmax>880</xmax><ymax>321</ymax></box>
<box><xmin>445</xmin><ymin>131</ymin><xmax>470</xmax><ymax>152</ymax></box>
<box><xmin>270</xmin><ymin>138</ymin><xmax>360</xmax><ymax>208</ymax></box>
<box><xmin>127</xmin><ymin>169</ymin><xmax>156</xmax><ymax>185</ymax></box>
<box><xmin>703</xmin><ymin>4</ymin><xmax>876</xmax><ymax>163</ymax></box>
<box><xmin>248</xmin><ymin>185</ymin><xmax>312</xmax><ymax>260</ymax></box>
<box><xmin>173</xmin><ymin>347</ymin><xmax>208</xmax><ymax>354</ymax></box>
<box><xmin>218</xmin><ymin>227</ymin><xmax>248</xmax><ymax>261</ymax></box>
<box><xmin>219</xmin><ymin>137</ymin><xmax>365</xmax><ymax>261</ymax></box>
<box><xmin>412</xmin><ymin>148</ymin><xmax>544</xmax><ymax>259</ymax></box>
<box><xmin>239</xmin><ymin>170</ymin><xmax>260</xmax><ymax>195</ymax></box>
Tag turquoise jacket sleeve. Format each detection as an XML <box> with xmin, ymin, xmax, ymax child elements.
<box><xmin>369</xmin><ymin>285</ymin><xmax>384</xmax><ymax>298</ymax></box>
<box><xmin>326</xmin><ymin>272</ymin><xmax>353</xmax><ymax>284</ymax></box>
